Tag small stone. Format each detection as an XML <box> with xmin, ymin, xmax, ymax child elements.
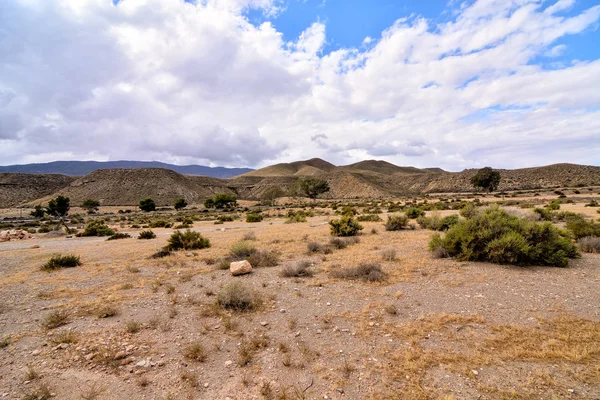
<box><xmin>225</xmin><ymin>360</ymin><xmax>234</xmax><ymax>367</ymax></box>
<box><xmin>326</xmin><ymin>302</ymin><xmax>331</xmax><ymax>306</ymax></box>
<box><xmin>567</xmin><ymin>389</ymin><xmax>575</xmax><ymax>393</ymax></box>
<box><xmin>32</xmin><ymin>350</ymin><xmax>41</xmax><ymax>356</ymax></box>
<box><xmin>85</xmin><ymin>353</ymin><xmax>96</xmax><ymax>361</ymax></box>
<box><xmin>316</xmin><ymin>329</ymin><xmax>322</xmax><ymax>334</ymax></box>
<box><xmin>368</xmin><ymin>322</ymin><xmax>375</xmax><ymax>327</ymax></box>
<box><xmin>295</xmin><ymin>331</ymin><xmax>301</xmax><ymax>337</ymax></box>
<box><xmin>280</xmin><ymin>309</ymin><xmax>286</xmax><ymax>313</ymax></box>
<box><xmin>204</xmin><ymin>383</ymin><xmax>209</xmax><ymax>388</ymax></box>
<box><xmin>336</xmin><ymin>388</ymin><xmax>344</xmax><ymax>394</ymax></box>
<box><xmin>114</xmin><ymin>351</ymin><xmax>126</xmax><ymax>360</ymax></box>
<box><xmin>260</xmin><ymin>321</ymin><xmax>268</xmax><ymax>326</ymax></box>
<box><xmin>471</xmin><ymin>370</ymin><xmax>478</xmax><ymax>376</ymax></box>
<box><xmin>30</xmin><ymin>245</ymin><xmax>40</xmax><ymax>249</ymax></box>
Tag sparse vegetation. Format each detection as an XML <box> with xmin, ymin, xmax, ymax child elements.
<box><xmin>106</xmin><ymin>232</ymin><xmax>131</xmax><ymax>240</ymax></box>
<box><xmin>41</xmin><ymin>254</ymin><xmax>81</xmax><ymax>271</ymax></box>
<box><xmin>217</xmin><ymin>281</ymin><xmax>261</xmax><ymax>312</ymax></box>
<box><xmin>281</xmin><ymin>260</ymin><xmax>314</xmax><ymax>277</ymax></box>
<box><xmin>578</xmin><ymin>236</ymin><xmax>600</xmax><ymax>253</ymax></box>
<box><xmin>331</xmin><ymin>263</ymin><xmax>387</xmax><ymax>282</ymax></box>
<box><xmin>138</xmin><ymin>230</ymin><xmax>156</xmax><ymax>239</ymax></box>
<box><xmin>429</xmin><ymin>206</ymin><xmax>579</xmax><ymax>267</ymax></box>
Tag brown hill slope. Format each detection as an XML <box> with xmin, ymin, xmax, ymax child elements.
<box><xmin>30</xmin><ymin>168</ymin><xmax>233</xmax><ymax>206</ymax></box>
<box><xmin>239</xmin><ymin>158</ymin><xmax>336</xmax><ymax>177</ymax></box>
<box><xmin>0</xmin><ymin>173</ymin><xmax>76</xmax><ymax>207</ymax></box>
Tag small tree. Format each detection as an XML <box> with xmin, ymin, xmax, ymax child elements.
<box><xmin>139</xmin><ymin>198</ymin><xmax>156</xmax><ymax>212</ymax></box>
<box><xmin>206</xmin><ymin>193</ymin><xmax>237</xmax><ymax>209</ymax></box>
<box><xmin>471</xmin><ymin>167</ymin><xmax>501</xmax><ymax>193</ymax></box>
<box><xmin>174</xmin><ymin>198</ymin><xmax>188</xmax><ymax>210</ymax></box>
<box><xmin>260</xmin><ymin>187</ymin><xmax>285</xmax><ymax>206</ymax></box>
<box><xmin>47</xmin><ymin>196</ymin><xmax>70</xmax><ymax>217</ymax></box>
<box><xmin>292</xmin><ymin>177</ymin><xmax>330</xmax><ymax>201</ymax></box>
<box><xmin>81</xmin><ymin>199</ymin><xmax>100</xmax><ymax>214</ymax></box>
<box><xmin>30</xmin><ymin>205</ymin><xmax>46</xmax><ymax>219</ymax></box>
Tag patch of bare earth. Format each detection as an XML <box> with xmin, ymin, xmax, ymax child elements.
<box><xmin>0</xmin><ymin>216</ymin><xmax>599</xmax><ymax>399</ymax></box>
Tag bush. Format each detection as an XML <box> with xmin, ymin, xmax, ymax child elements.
<box><xmin>230</xmin><ymin>241</ymin><xmax>257</xmax><ymax>259</ymax></box>
<box><xmin>565</xmin><ymin>215</ymin><xmax>600</xmax><ymax>239</ymax></box>
<box><xmin>107</xmin><ymin>233</ymin><xmax>131</xmax><ymax>241</ymax></box>
<box><xmin>217</xmin><ymin>282</ymin><xmax>260</xmax><ymax>312</ymax></box>
<box><xmin>577</xmin><ymin>236</ymin><xmax>600</xmax><ymax>253</ymax></box>
<box><xmin>385</xmin><ymin>214</ymin><xmax>409</xmax><ymax>231</ymax></box>
<box><xmin>149</xmin><ymin>219</ymin><xmax>171</xmax><ymax>228</ymax></box>
<box><xmin>151</xmin><ymin>250</ymin><xmax>172</xmax><ymax>259</ymax></box>
<box><xmin>331</xmin><ymin>263</ymin><xmax>387</xmax><ymax>282</ymax></box>
<box><xmin>138</xmin><ymin>230</ymin><xmax>156</xmax><ymax>239</ymax></box>
<box><xmin>165</xmin><ymin>230</ymin><xmax>210</xmax><ymax>251</ymax></box>
<box><xmin>545</xmin><ymin>201</ymin><xmax>561</xmax><ymax>210</ymax></box>
<box><xmin>329</xmin><ymin>216</ymin><xmax>363</xmax><ymax>237</ymax></box>
<box><xmin>286</xmin><ymin>210</ymin><xmax>310</xmax><ymax>223</ymax></box>
<box><xmin>533</xmin><ymin>207</ymin><xmax>554</xmax><ymax>221</ymax></box>
<box><xmin>417</xmin><ymin>214</ymin><xmax>459</xmax><ymax>231</ymax></box>
<box><xmin>139</xmin><ymin>198</ymin><xmax>156</xmax><ymax>212</ymax></box>
<box><xmin>246</xmin><ymin>213</ymin><xmax>263</xmax><ymax>223</ymax></box>
<box><xmin>460</xmin><ymin>203</ymin><xmax>478</xmax><ymax>219</ymax></box>
<box><xmin>174</xmin><ymin>198</ymin><xmax>188</xmax><ymax>210</ymax></box>
<box><xmin>307</xmin><ymin>241</ymin><xmax>332</xmax><ymax>254</ymax></box>
<box><xmin>281</xmin><ymin>260</ymin><xmax>314</xmax><ymax>277</ymax></box>
<box><xmin>79</xmin><ymin>219</ymin><xmax>115</xmax><ymax>237</ymax></box>
<box><xmin>405</xmin><ymin>207</ymin><xmax>425</xmax><ymax>219</ymax></box>
<box><xmin>205</xmin><ymin>193</ymin><xmax>237</xmax><ymax>209</ymax></box>
<box><xmin>329</xmin><ymin>236</ymin><xmax>360</xmax><ymax>249</ymax></box>
<box><xmin>357</xmin><ymin>214</ymin><xmax>382</xmax><ymax>222</ymax></box>
<box><xmin>429</xmin><ymin>206</ymin><xmax>579</xmax><ymax>267</ymax></box>
<box><xmin>248</xmin><ymin>250</ymin><xmax>280</xmax><ymax>268</ymax></box>
<box><xmin>41</xmin><ymin>254</ymin><xmax>81</xmax><ymax>271</ymax></box>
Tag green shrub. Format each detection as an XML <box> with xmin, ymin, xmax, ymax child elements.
<box><xmin>565</xmin><ymin>215</ymin><xmax>600</xmax><ymax>239</ymax></box>
<box><xmin>138</xmin><ymin>230</ymin><xmax>156</xmax><ymax>239</ymax></box>
<box><xmin>42</xmin><ymin>254</ymin><xmax>81</xmax><ymax>271</ymax></box>
<box><xmin>428</xmin><ymin>206</ymin><xmax>578</xmax><ymax>267</ymax></box>
<box><xmin>106</xmin><ymin>233</ymin><xmax>131</xmax><ymax>241</ymax></box>
<box><xmin>357</xmin><ymin>214</ymin><xmax>382</xmax><ymax>222</ymax></box>
<box><xmin>545</xmin><ymin>201</ymin><xmax>561</xmax><ymax>210</ymax></box>
<box><xmin>417</xmin><ymin>214</ymin><xmax>459</xmax><ymax>231</ymax></box>
<box><xmin>533</xmin><ymin>208</ymin><xmax>554</xmax><ymax>221</ymax></box>
<box><xmin>405</xmin><ymin>207</ymin><xmax>425</xmax><ymax>219</ymax></box>
<box><xmin>165</xmin><ymin>230</ymin><xmax>210</xmax><ymax>251</ymax></box>
<box><xmin>139</xmin><ymin>198</ymin><xmax>156</xmax><ymax>212</ymax></box>
<box><xmin>329</xmin><ymin>216</ymin><xmax>363</xmax><ymax>237</ymax></box>
<box><xmin>246</xmin><ymin>213</ymin><xmax>263</xmax><ymax>223</ymax></box>
<box><xmin>174</xmin><ymin>198</ymin><xmax>188</xmax><ymax>210</ymax></box>
<box><xmin>285</xmin><ymin>210</ymin><xmax>312</xmax><ymax>223</ymax></box>
<box><xmin>584</xmin><ymin>200</ymin><xmax>598</xmax><ymax>207</ymax></box>
<box><xmin>459</xmin><ymin>203</ymin><xmax>478</xmax><ymax>218</ymax></box>
<box><xmin>79</xmin><ymin>219</ymin><xmax>115</xmax><ymax>237</ymax></box>
<box><xmin>384</xmin><ymin>214</ymin><xmax>409</xmax><ymax>231</ymax></box>
<box><xmin>149</xmin><ymin>219</ymin><xmax>171</xmax><ymax>228</ymax></box>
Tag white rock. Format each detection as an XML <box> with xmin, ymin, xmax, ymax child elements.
<box><xmin>230</xmin><ymin>260</ymin><xmax>252</xmax><ymax>276</ymax></box>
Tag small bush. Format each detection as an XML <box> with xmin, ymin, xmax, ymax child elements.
<box><xmin>183</xmin><ymin>342</ymin><xmax>207</xmax><ymax>362</ymax></box>
<box><xmin>248</xmin><ymin>250</ymin><xmax>280</xmax><ymax>268</ymax></box>
<box><xmin>217</xmin><ymin>282</ymin><xmax>261</xmax><ymax>312</ymax></box>
<box><xmin>329</xmin><ymin>216</ymin><xmax>363</xmax><ymax>237</ymax></box>
<box><xmin>405</xmin><ymin>207</ymin><xmax>425</xmax><ymax>219</ymax></box>
<box><xmin>429</xmin><ymin>206</ymin><xmax>579</xmax><ymax>267</ymax></box>
<box><xmin>246</xmin><ymin>213</ymin><xmax>263</xmax><ymax>223</ymax></box>
<box><xmin>96</xmin><ymin>305</ymin><xmax>119</xmax><ymax>318</ymax></box>
<box><xmin>165</xmin><ymin>230</ymin><xmax>210</xmax><ymax>251</ymax></box>
<box><xmin>565</xmin><ymin>215</ymin><xmax>600</xmax><ymax>239</ymax></box>
<box><xmin>286</xmin><ymin>210</ymin><xmax>312</xmax><ymax>223</ymax></box>
<box><xmin>331</xmin><ymin>263</ymin><xmax>387</xmax><ymax>282</ymax></box>
<box><xmin>417</xmin><ymin>214</ymin><xmax>459</xmax><ymax>231</ymax></box>
<box><xmin>460</xmin><ymin>203</ymin><xmax>478</xmax><ymax>219</ymax></box>
<box><xmin>307</xmin><ymin>241</ymin><xmax>332</xmax><ymax>254</ymax></box>
<box><xmin>545</xmin><ymin>201</ymin><xmax>561</xmax><ymax>210</ymax></box>
<box><xmin>381</xmin><ymin>248</ymin><xmax>397</xmax><ymax>261</ymax></box>
<box><xmin>79</xmin><ymin>219</ymin><xmax>115</xmax><ymax>237</ymax></box>
<box><xmin>281</xmin><ymin>260</ymin><xmax>314</xmax><ymax>278</ymax></box>
<box><xmin>577</xmin><ymin>236</ymin><xmax>600</xmax><ymax>253</ymax></box>
<box><xmin>138</xmin><ymin>230</ymin><xmax>156</xmax><ymax>239</ymax></box>
<box><xmin>42</xmin><ymin>310</ymin><xmax>69</xmax><ymax>329</ymax></box>
<box><xmin>125</xmin><ymin>320</ymin><xmax>141</xmax><ymax>334</ymax></box>
<box><xmin>106</xmin><ymin>233</ymin><xmax>131</xmax><ymax>241</ymax></box>
<box><xmin>150</xmin><ymin>250</ymin><xmax>172</xmax><ymax>259</ymax></box>
<box><xmin>149</xmin><ymin>220</ymin><xmax>171</xmax><ymax>228</ymax></box>
<box><xmin>230</xmin><ymin>241</ymin><xmax>257</xmax><ymax>259</ymax></box>
<box><xmin>357</xmin><ymin>214</ymin><xmax>382</xmax><ymax>222</ymax></box>
<box><xmin>385</xmin><ymin>214</ymin><xmax>409</xmax><ymax>231</ymax></box>
<box><xmin>41</xmin><ymin>254</ymin><xmax>81</xmax><ymax>271</ymax></box>
<box><xmin>329</xmin><ymin>236</ymin><xmax>360</xmax><ymax>249</ymax></box>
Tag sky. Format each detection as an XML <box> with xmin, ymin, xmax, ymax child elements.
<box><xmin>1</xmin><ymin>0</ymin><xmax>599</xmax><ymax>171</ymax></box>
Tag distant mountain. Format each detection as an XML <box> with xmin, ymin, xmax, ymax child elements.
<box><xmin>0</xmin><ymin>160</ymin><xmax>253</xmax><ymax>178</ymax></box>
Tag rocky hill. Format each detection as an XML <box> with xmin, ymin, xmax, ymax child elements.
<box><xmin>1</xmin><ymin>160</ymin><xmax>598</xmax><ymax>207</ymax></box>
<box><xmin>0</xmin><ymin>173</ymin><xmax>76</xmax><ymax>208</ymax></box>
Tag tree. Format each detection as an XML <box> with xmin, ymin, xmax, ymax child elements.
<box><xmin>174</xmin><ymin>198</ymin><xmax>188</xmax><ymax>210</ymax></box>
<box><xmin>30</xmin><ymin>205</ymin><xmax>46</xmax><ymax>218</ymax></box>
<box><xmin>291</xmin><ymin>177</ymin><xmax>330</xmax><ymax>201</ymax></box>
<box><xmin>47</xmin><ymin>196</ymin><xmax>70</xmax><ymax>217</ymax></box>
<box><xmin>139</xmin><ymin>198</ymin><xmax>156</xmax><ymax>212</ymax></box>
<box><xmin>260</xmin><ymin>187</ymin><xmax>285</xmax><ymax>206</ymax></box>
<box><xmin>471</xmin><ymin>167</ymin><xmax>501</xmax><ymax>193</ymax></box>
<box><xmin>81</xmin><ymin>199</ymin><xmax>100</xmax><ymax>214</ymax></box>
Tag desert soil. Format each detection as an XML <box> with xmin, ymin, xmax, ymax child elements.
<box><xmin>0</xmin><ymin>214</ymin><xmax>599</xmax><ymax>400</ymax></box>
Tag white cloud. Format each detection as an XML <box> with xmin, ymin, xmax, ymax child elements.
<box><xmin>0</xmin><ymin>0</ymin><xmax>599</xmax><ymax>170</ymax></box>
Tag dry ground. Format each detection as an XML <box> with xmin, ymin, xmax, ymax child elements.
<box><xmin>1</xmin><ymin>211</ymin><xmax>599</xmax><ymax>400</ymax></box>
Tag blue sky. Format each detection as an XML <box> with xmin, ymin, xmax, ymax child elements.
<box><xmin>1</xmin><ymin>0</ymin><xmax>599</xmax><ymax>169</ymax></box>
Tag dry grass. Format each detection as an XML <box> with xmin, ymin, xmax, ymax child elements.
<box><xmin>217</xmin><ymin>281</ymin><xmax>262</xmax><ymax>312</ymax></box>
<box><xmin>42</xmin><ymin>310</ymin><xmax>69</xmax><ymax>329</ymax></box>
<box><xmin>238</xmin><ymin>335</ymin><xmax>269</xmax><ymax>366</ymax></box>
<box><xmin>331</xmin><ymin>263</ymin><xmax>387</xmax><ymax>282</ymax></box>
<box><xmin>183</xmin><ymin>342</ymin><xmax>207</xmax><ymax>362</ymax></box>
<box><xmin>281</xmin><ymin>260</ymin><xmax>314</xmax><ymax>278</ymax></box>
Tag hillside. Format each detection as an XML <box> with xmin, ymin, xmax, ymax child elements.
<box><xmin>1</xmin><ymin>160</ymin><xmax>599</xmax><ymax>207</ymax></box>
<box><xmin>0</xmin><ymin>160</ymin><xmax>252</xmax><ymax>178</ymax></box>
<box><xmin>29</xmin><ymin>168</ymin><xmax>234</xmax><ymax>207</ymax></box>
<box><xmin>0</xmin><ymin>173</ymin><xmax>76</xmax><ymax>208</ymax></box>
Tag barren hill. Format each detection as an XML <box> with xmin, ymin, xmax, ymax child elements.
<box><xmin>0</xmin><ymin>173</ymin><xmax>76</xmax><ymax>208</ymax></box>
<box><xmin>29</xmin><ymin>168</ymin><xmax>234</xmax><ymax>207</ymax></box>
<box><xmin>239</xmin><ymin>158</ymin><xmax>336</xmax><ymax>177</ymax></box>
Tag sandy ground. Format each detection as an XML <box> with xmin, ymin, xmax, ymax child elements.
<box><xmin>0</xmin><ymin>213</ymin><xmax>599</xmax><ymax>400</ymax></box>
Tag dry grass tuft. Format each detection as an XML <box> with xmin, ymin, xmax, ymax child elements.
<box><xmin>42</xmin><ymin>310</ymin><xmax>69</xmax><ymax>329</ymax></box>
<box><xmin>183</xmin><ymin>341</ymin><xmax>207</xmax><ymax>362</ymax></box>
<box><xmin>331</xmin><ymin>263</ymin><xmax>387</xmax><ymax>282</ymax></box>
<box><xmin>281</xmin><ymin>260</ymin><xmax>314</xmax><ymax>278</ymax></box>
<box><xmin>217</xmin><ymin>281</ymin><xmax>261</xmax><ymax>312</ymax></box>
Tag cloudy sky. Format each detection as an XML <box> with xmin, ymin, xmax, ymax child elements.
<box><xmin>1</xmin><ymin>0</ymin><xmax>599</xmax><ymax>171</ymax></box>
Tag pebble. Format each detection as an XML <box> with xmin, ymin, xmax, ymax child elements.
<box><xmin>225</xmin><ymin>360</ymin><xmax>233</xmax><ymax>367</ymax></box>
<box><xmin>471</xmin><ymin>370</ymin><xmax>478</xmax><ymax>376</ymax></box>
<box><xmin>280</xmin><ymin>309</ymin><xmax>286</xmax><ymax>313</ymax></box>
<box><xmin>260</xmin><ymin>321</ymin><xmax>268</xmax><ymax>326</ymax></box>
<box><xmin>31</xmin><ymin>350</ymin><xmax>40</xmax><ymax>356</ymax></box>
<box><xmin>204</xmin><ymin>383</ymin><xmax>209</xmax><ymax>388</ymax></box>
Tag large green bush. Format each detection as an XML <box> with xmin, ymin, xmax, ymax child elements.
<box><xmin>165</xmin><ymin>230</ymin><xmax>210</xmax><ymax>251</ymax></box>
<box><xmin>417</xmin><ymin>214</ymin><xmax>459</xmax><ymax>231</ymax></box>
<box><xmin>404</xmin><ymin>207</ymin><xmax>425</xmax><ymax>219</ymax></box>
<box><xmin>384</xmin><ymin>214</ymin><xmax>409</xmax><ymax>231</ymax></box>
<box><xmin>429</xmin><ymin>206</ymin><xmax>578</xmax><ymax>268</ymax></box>
<box><xmin>564</xmin><ymin>214</ymin><xmax>600</xmax><ymax>239</ymax></box>
<box><xmin>329</xmin><ymin>216</ymin><xmax>363</xmax><ymax>237</ymax></box>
